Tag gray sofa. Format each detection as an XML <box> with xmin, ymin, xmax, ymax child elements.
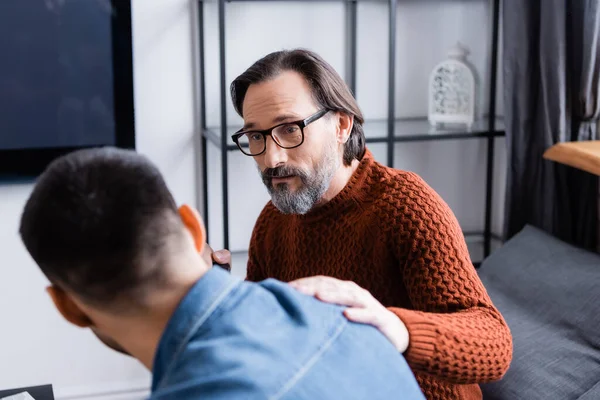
<box><xmin>478</xmin><ymin>225</ymin><xmax>600</xmax><ymax>399</ymax></box>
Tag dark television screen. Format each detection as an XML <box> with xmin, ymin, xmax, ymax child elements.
<box><xmin>0</xmin><ymin>0</ymin><xmax>134</xmax><ymax>179</ymax></box>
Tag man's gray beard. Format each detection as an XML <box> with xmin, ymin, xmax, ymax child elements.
<box><xmin>262</xmin><ymin>150</ymin><xmax>340</xmax><ymax>215</ymax></box>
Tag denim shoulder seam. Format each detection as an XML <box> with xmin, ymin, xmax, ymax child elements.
<box><xmin>156</xmin><ymin>279</ymin><xmax>241</xmax><ymax>390</ymax></box>
<box><xmin>268</xmin><ymin>318</ymin><xmax>348</xmax><ymax>400</ymax></box>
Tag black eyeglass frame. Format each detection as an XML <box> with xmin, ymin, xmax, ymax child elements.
<box><xmin>231</xmin><ymin>109</ymin><xmax>329</xmax><ymax>156</ymax></box>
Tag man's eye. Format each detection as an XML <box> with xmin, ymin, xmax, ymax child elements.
<box><xmin>246</xmin><ymin>133</ymin><xmax>262</xmax><ymax>141</ymax></box>
<box><xmin>283</xmin><ymin>125</ymin><xmax>298</xmax><ymax>134</ymax></box>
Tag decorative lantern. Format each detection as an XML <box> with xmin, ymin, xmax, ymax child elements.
<box><xmin>428</xmin><ymin>42</ymin><xmax>476</xmax><ymax>129</ymax></box>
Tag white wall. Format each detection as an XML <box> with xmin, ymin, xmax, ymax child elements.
<box><xmin>0</xmin><ymin>0</ymin><xmax>198</xmax><ymax>398</ymax></box>
<box><xmin>203</xmin><ymin>0</ymin><xmax>506</xmax><ymax>263</ymax></box>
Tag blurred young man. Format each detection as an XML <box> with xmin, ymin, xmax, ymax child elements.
<box><xmin>215</xmin><ymin>49</ymin><xmax>513</xmax><ymax>399</ymax></box>
<box><xmin>19</xmin><ymin>147</ymin><xmax>424</xmax><ymax>400</ymax></box>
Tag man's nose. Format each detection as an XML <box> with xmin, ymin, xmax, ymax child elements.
<box><xmin>263</xmin><ymin>136</ymin><xmax>287</xmax><ymax>168</ymax></box>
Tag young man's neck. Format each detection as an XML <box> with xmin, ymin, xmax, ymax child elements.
<box><xmin>320</xmin><ymin>158</ymin><xmax>360</xmax><ymax>204</ymax></box>
<box><xmin>102</xmin><ymin>260</ymin><xmax>210</xmax><ymax>370</ymax></box>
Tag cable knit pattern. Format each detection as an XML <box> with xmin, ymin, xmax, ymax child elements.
<box><xmin>246</xmin><ymin>149</ymin><xmax>513</xmax><ymax>400</ymax></box>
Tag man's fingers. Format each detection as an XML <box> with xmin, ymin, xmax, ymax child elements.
<box><xmin>289</xmin><ymin>284</ymin><xmax>318</xmax><ymax>296</ymax></box>
<box><xmin>343</xmin><ymin>307</ymin><xmax>379</xmax><ymax>325</ymax></box>
<box><xmin>290</xmin><ymin>276</ymin><xmax>370</xmax><ymax>308</ymax></box>
<box><xmin>289</xmin><ymin>277</ymin><xmax>331</xmax><ymax>297</ymax></box>
<box><xmin>314</xmin><ymin>286</ymin><xmax>366</xmax><ymax>308</ymax></box>
<box><xmin>291</xmin><ymin>276</ymin><xmax>410</xmax><ymax>353</ymax></box>
<box><xmin>212</xmin><ymin>249</ymin><xmax>231</xmax><ymax>264</ymax></box>
<box><xmin>288</xmin><ymin>276</ymin><xmax>328</xmax><ymax>290</ymax></box>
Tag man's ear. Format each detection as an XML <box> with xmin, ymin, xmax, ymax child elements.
<box><xmin>46</xmin><ymin>285</ymin><xmax>93</xmax><ymax>328</ymax></box>
<box><xmin>335</xmin><ymin>112</ymin><xmax>354</xmax><ymax>144</ymax></box>
<box><xmin>178</xmin><ymin>204</ymin><xmax>206</xmax><ymax>254</ymax></box>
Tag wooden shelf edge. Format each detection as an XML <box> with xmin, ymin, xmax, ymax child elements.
<box><xmin>543</xmin><ymin>141</ymin><xmax>600</xmax><ymax>177</ymax></box>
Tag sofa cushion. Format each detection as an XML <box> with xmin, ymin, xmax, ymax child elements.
<box><xmin>478</xmin><ymin>225</ymin><xmax>600</xmax><ymax>400</ymax></box>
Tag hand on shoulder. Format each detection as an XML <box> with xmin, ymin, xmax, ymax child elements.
<box><xmin>289</xmin><ymin>276</ymin><xmax>409</xmax><ymax>353</ymax></box>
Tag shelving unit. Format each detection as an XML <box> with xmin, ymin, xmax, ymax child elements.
<box><xmin>197</xmin><ymin>0</ymin><xmax>504</xmax><ymax>263</ymax></box>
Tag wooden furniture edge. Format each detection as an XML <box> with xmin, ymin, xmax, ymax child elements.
<box><xmin>543</xmin><ymin>141</ymin><xmax>600</xmax><ymax>177</ymax></box>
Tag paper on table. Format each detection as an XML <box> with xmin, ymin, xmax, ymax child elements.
<box><xmin>0</xmin><ymin>392</ymin><xmax>35</xmax><ymax>400</ymax></box>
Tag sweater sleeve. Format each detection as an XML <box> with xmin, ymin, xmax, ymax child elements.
<box><xmin>387</xmin><ymin>172</ymin><xmax>512</xmax><ymax>385</ymax></box>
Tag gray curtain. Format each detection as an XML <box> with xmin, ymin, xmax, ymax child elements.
<box><xmin>503</xmin><ymin>0</ymin><xmax>600</xmax><ymax>251</ymax></box>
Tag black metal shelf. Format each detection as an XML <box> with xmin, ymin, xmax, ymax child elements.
<box><xmin>203</xmin><ymin>116</ymin><xmax>506</xmax><ymax>150</ymax></box>
<box><xmin>197</xmin><ymin>0</ymin><xmax>503</xmax><ymax>263</ymax></box>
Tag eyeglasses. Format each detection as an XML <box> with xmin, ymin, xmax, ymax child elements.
<box><xmin>231</xmin><ymin>109</ymin><xmax>329</xmax><ymax>156</ymax></box>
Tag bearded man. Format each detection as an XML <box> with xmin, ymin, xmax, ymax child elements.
<box><xmin>213</xmin><ymin>49</ymin><xmax>513</xmax><ymax>400</ymax></box>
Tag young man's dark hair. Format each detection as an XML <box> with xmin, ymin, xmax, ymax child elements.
<box><xmin>230</xmin><ymin>48</ymin><xmax>365</xmax><ymax>166</ymax></box>
<box><xmin>18</xmin><ymin>146</ymin><xmax>425</xmax><ymax>400</ymax></box>
<box><xmin>19</xmin><ymin>147</ymin><xmax>183</xmax><ymax>311</ymax></box>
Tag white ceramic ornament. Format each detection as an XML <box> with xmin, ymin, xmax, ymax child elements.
<box><xmin>428</xmin><ymin>42</ymin><xmax>476</xmax><ymax>129</ymax></box>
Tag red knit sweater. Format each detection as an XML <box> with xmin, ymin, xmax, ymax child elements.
<box><xmin>246</xmin><ymin>149</ymin><xmax>513</xmax><ymax>400</ymax></box>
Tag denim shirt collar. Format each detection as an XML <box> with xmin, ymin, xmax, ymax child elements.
<box><xmin>151</xmin><ymin>266</ymin><xmax>240</xmax><ymax>391</ymax></box>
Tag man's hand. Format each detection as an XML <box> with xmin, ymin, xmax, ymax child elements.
<box><xmin>289</xmin><ymin>276</ymin><xmax>409</xmax><ymax>353</ymax></box>
<box><xmin>212</xmin><ymin>249</ymin><xmax>231</xmax><ymax>266</ymax></box>
<box><xmin>201</xmin><ymin>244</ymin><xmax>232</xmax><ymax>272</ymax></box>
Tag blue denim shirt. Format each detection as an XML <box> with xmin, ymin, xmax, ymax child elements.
<box><xmin>151</xmin><ymin>267</ymin><xmax>425</xmax><ymax>400</ymax></box>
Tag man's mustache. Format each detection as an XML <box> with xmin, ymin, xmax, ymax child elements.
<box><xmin>262</xmin><ymin>166</ymin><xmax>307</xmax><ymax>181</ymax></box>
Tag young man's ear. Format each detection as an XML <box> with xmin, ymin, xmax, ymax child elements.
<box><xmin>178</xmin><ymin>204</ymin><xmax>206</xmax><ymax>254</ymax></box>
<box><xmin>46</xmin><ymin>285</ymin><xmax>92</xmax><ymax>328</ymax></box>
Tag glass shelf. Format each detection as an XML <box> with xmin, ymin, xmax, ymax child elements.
<box><xmin>203</xmin><ymin>116</ymin><xmax>506</xmax><ymax>150</ymax></box>
<box><xmin>363</xmin><ymin>116</ymin><xmax>505</xmax><ymax>143</ymax></box>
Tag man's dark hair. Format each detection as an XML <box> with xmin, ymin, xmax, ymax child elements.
<box><xmin>230</xmin><ymin>49</ymin><xmax>366</xmax><ymax>166</ymax></box>
<box><xmin>19</xmin><ymin>147</ymin><xmax>183</xmax><ymax>310</ymax></box>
